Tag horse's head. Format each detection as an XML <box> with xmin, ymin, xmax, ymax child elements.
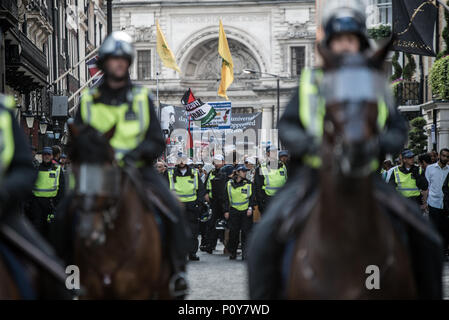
<box><xmin>317</xmin><ymin>40</ymin><xmax>393</xmax><ymax>178</ymax></box>
<box><xmin>68</xmin><ymin>120</ymin><xmax>121</xmax><ymax>246</ymax></box>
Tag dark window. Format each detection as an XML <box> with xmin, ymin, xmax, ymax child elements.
<box><xmin>137</xmin><ymin>50</ymin><xmax>151</xmax><ymax>80</ymax></box>
<box><xmin>291</xmin><ymin>46</ymin><xmax>305</xmax><ymax>76</ymax></box>
<box><xmin>377</xmin><ymin>0</ymin><xmax>392</xmax><ymax>25</ymax></box>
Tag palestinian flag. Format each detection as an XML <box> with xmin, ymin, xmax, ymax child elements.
<box><xmin>181</xmin><ymin>89</ymin><xmax>216</xmax><ymax>125</ymax></box>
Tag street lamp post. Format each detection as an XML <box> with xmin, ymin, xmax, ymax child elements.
<box><xmin>22</xmin><ymin>110</ymin><xmax>35</xmax><ymax>146</ymax></box>
<box><xmin>243</xmin><ymin>69</ymin><xmax>285</xmax><ymax>148</ymax></box>
<box><xmin>39</xmin><ymin>116</ymin><xmax>48</xmax><ymax>135</ymax></box>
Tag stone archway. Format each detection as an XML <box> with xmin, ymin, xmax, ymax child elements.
<box><xmin>182</xmin><ymin>38</ymin><xmax>262</xmax><ymax>81</ymax></box>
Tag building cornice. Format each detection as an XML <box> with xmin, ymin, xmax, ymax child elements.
<box><xmin>114</xmin><ymin>0</ymin><xmax>313</xmax><ymax>8</ymax></box>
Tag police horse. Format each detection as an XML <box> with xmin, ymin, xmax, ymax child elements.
<box><xmin>61</xmin><ymin>123</ymin><xmax>174</xmax><ymax>299</ymax></box>
<box><xmin>250</xmin><ymin>40</ymin><xmax>443</xmax><ymax>299</ymax></box>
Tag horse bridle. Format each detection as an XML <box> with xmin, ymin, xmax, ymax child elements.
<box><xmin>75</xmin><ymin>164</ymin><xmax>122</xmax><ymax>246</ymax></box>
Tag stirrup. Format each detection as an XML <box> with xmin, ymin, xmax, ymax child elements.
<box><xmin>169</xmin><ymin>272</ymin><xmax>189</xmax><ymax>298</ymax></box>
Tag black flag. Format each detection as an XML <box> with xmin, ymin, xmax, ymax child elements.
<box><xmin>392</xmin><ymin>0</ymin><xmax>438</xmax><ymax>56</ymax></box>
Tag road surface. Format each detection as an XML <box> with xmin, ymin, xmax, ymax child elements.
<box><xmin>186</xmin><ymin>236</ymin><xmax>449</xmax><ymax>300</ymax></box>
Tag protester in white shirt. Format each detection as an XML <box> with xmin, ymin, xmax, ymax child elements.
<box><xmin>425</xmin><ymin>148</ymin><xmax>449</xmax><ymax>257</ymax></box>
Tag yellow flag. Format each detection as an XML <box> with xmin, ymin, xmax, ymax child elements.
<box><xmin>156</xmin><ymin>20</ymin><xmax>181</xmax><ymax>73</ymax></box>
<box><xmin>218</xmin><ymin>20</ymin><xmax>234</xmax><ymax>100</ymax></box>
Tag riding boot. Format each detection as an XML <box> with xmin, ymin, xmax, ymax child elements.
<box><xmin>167</xmin><ymin>239</ymin><xmax>189</xmax><ymax>299</ymax></box>
<box><xmin>164</xmin><ymin>209</ymin><xmax>191</xmax><ymax>299</ymax></box>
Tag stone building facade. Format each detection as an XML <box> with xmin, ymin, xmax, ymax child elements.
<box><xmin>113</xmin><ymin>0</ymin><xmax>316</xmax><ymax>137</ymax></box>
<box><xmin>0</xmin><ymin>0</ymin><xmax>107</xmax><ymax>149</ymax></box>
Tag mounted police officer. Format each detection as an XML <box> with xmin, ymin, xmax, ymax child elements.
<box><xmin>254</xmin><ymin>146</ymin><xmax>287</xmax><ymax>215</ymax></box>
<box><xmin>0</xmin><ymin>94</ymin><xmax>36</xmax><ymax>216</ymax></box>
<box><xmin>75</xmin><ymin>31</ymin><xmax>190</xmax><ymax>297</ymax></box>
<box><xmin>389</xmin><ymin>150</ymin><xmax>428</xmax><ymax>207</ymax></box>
<box><xmin>0</xmin><ymin>94</ymin><xmax>69</xmax><ymax>299</ymax></box>
<box><xmin>166</xmin><ymin>154</ymin><xmax>206</xmax><ymax>261</ymax></box>
<box><xmin>278</xmin><ymin>7</ymin><xmax>407</xmax><ymax>172</ymax></box>
<box><xmin>28</xmin><ymin>147</ymin><xmax>65</xmax><ymax>239</ymax></box>
<box><xmin>223</xmin><ymin>165</ymin><xmax>256</xmax><ymax>260</ymax></box>
<box><xmin>247</xmin><ymin>6</ymin><xmax>442</xmax><ymax>299</ymax></box>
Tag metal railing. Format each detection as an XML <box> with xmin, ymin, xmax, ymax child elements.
<box><xmin>18</xmin><ymin>30</ymin><xmax>49</xmax><ymax>76</ymax></box>
<box><xmin>396</xmin><ymin>81</ymin><xmax>421</xmax><ymax>106</ymax></box>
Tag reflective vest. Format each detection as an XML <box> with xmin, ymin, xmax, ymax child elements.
<box><xmin>298</xmin><ymin>68</ymin><xmax>389</xmax><ymax>169</ymax></box>
<box><xmin>206</xmin><ymin>171</ymin><xmax>216</xmax><ymax>199</ymax></box>
<box><xmin>227</xmin><ymin>180</ymin><xmax>252</xmax><ymax>211</ymax></box>
<box><xmin>80</xmin><ymin>86</ymin><xmax>151</xmax><ymax>161</ymax></box>
<box><xmin>33</xmin><ymin>166</ymin><xmax>61</xmax><ymax>197</ymax></box>
<box><xmin>260</xmin><ymin>163</ymin><xmax>287</xmax><ymax>196</ymax></box>
<box><xmin>0</xmin><ymin>96</ymin><xmax>15</xmax><ymax>177</ymax></box>
<box><xmin>168</xmin><ymin>169</ymin><xmax>199</xmax><ymax>202</ymax></box>
<box><xmin>393</xmin><ymin>166</ymin><xmax>421</xmax><ymax>198</ymax></box>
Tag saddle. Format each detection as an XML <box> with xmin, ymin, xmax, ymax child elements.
<box><xmin>275</xmin><ymin>168</ymin><xmax>441</xmax><ymax>246</ymax></box>
<box><xmin>271</xmin><ymin>167</ymin><xmax>443</xmax><ymax>299</ymax></box>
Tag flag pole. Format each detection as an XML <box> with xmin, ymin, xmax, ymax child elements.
<box><xmin>156</xmin><ymin>52</ymin><xmax>160</xmax><ymax>120</ymax></box>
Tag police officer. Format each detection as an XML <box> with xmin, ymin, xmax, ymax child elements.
<box><xmin>166</xmin><ymin>154</ymin><xmax>206</xmax><ymax>261</ymax></box>
<box><xmin>247</xmin><ymin>6</ymin><xmax>412</xmax><ymax>299</ymax></box>
<box><xmin>389</xmin><ymin>150</ymin><xmax>428</xmax><ymax>207</ymax></box>
<box><xmin>28</xmin><ymin>147</ymin><xmax>65</xmax><ymax>239</ymax></box>
<box><xmin>279</xmin><ymin>150</ymin><xmax>290</xmax><ymax>175</ymax></box>
<box><xmin>201</xmin><ymin>154</ymin><xmax>225</xmax><ymax>253</ymax></box>
<box><xmin>195</xmin><ymin>160</ymin><xmax>207</xmax><ymax>183</ymax></box>
<box><xmin>75</xmin><ymin>31</ymin><xmax>190</xmax><ymax>295</ymax></box>
<box><xmin>217</xmin><ymin>164</ymin><xmax>237</xmax><ymax>251</ymax></box>
<box><xmin>254</xmin><ymin>146</ymin><xmax>287</xmax><ymax>215</ymax></box>
<box><xmin>223</xmin><ymin>165</ymin><xmax>256</xmax><ymax>260</ymax></box>
<box><xmin>0</xmin><ymin>94</ymin><xmax>70</xmax><ymax>299</ymax></box>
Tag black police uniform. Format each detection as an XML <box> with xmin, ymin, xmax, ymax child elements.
<box><xmin>27</xmin><ymin>160</ymin><xmax>65</xmax><ymax>240</ymax></box>
<box><xmin>254</xmin><ymin>160</ymin><xmax>286</xmax><ymax>215</ymax></box>
<box><xmin>203</xmin><ymin>168</ymin><xmax>226</xmax><ymax>252</ymax></box>
<box><xmin>165</xmin><ymin>166</ymin><xmax>206</xmax><ymax>260</ymax></box>
<box><xmin>223</xmin><ymin>177</ymin><xmax>256</xmax><ymax>259</ymax></box>
<box><xmin>389</xmin><ymin>165</ymin><xmax>428</xmax><ymax>206</ymax></box>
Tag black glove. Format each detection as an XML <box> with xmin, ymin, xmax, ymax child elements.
<box><xmin>123</xmin><ymin>150</ymin><xmax>140</xmax><ymax>167</ymax></box>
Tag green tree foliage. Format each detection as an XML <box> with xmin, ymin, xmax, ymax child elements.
<box><xmin>408</xmin><ymin>117</ymin><xmax>427</xmax><ymax>155</ymax></box>
<box><xmin>402</xmin><ymin>54</ymin><xmax>416</xmax><ymax>80</ymax></box>
<box><xmin>390</xmin><ymin>51</ymin><xmax>402</xmax><ymax>81</ymax></box>
<box><xmin>367</xmin><ymin>24</ymin><xmax>392</xmax><ymax>40</ymax></box>
<box><xmin>430</xmin><ymin>55</ymin><xmax>449</xmax><ymax>100</ymax></box>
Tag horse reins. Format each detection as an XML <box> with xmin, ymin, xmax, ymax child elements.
<box><xmin>78</xmin><ymin>176</ymin><xmax>143</xmax><ymax>293</ymax></box>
